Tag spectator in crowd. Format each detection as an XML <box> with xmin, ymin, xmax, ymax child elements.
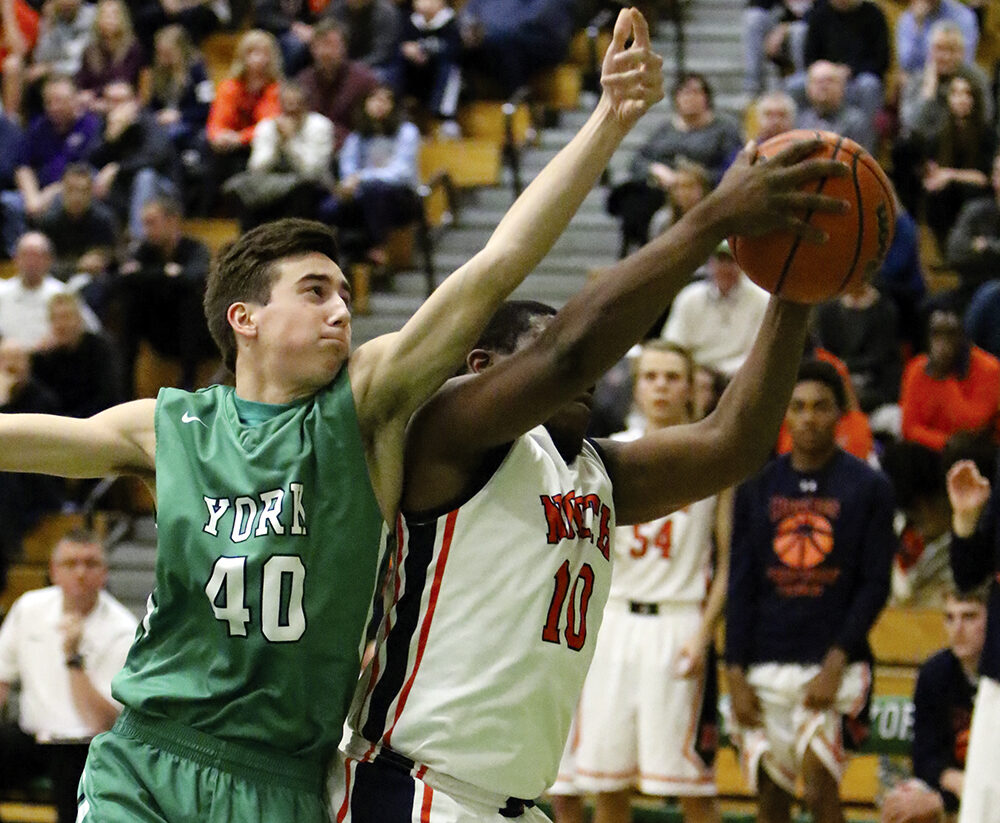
<box><xmin>875</xmin><ymin>194</ymin><xmax>926</xmax><ymax>356</ymax></box>
<box><xmin>920</xmin><ymin>74</ymin><xmax>994</xmax><ymax>253</ymax></box>
<box><xmin>223</xmin><ymin>80</ymin><xmax>332</xmax><ymax>230</ymax></box>
<box><xmin>318</xmin><ymin>83</ymin><xmax>420</xmax><ymax>267</ymax></box>
<box><xmin>113</xmin><ymin>197</ymin><xmax>213</xmax><ymax>394</ymax></box>
<box><xmin>0</xmin><ymin>0</ymin><xmax>40</xmax><ymax>114</ymax></box>
<box><xmin>19</xmin><ymin>0</ymin><xmax>95</xmax><ymax>115</ymax></box>
<box><xmin>896</xmin><ymin>0</ymin><xmax>979</xmax><ymax>79</ymax></box>
<box><xmin>553</xmin><ymin>341</ymin><xmax>729</xmax><ymax>823</ymax></box>
<box><xmin>458</xmin><ymin>0</ymin><xmax>574</xmax><ymax>98</ymax></box>
<box><xmin>695</xmin><ymin>362</ymin><xmax>728</xmax><ymax>419</ymax></box>
<box><xmin>36</xmin><ymin>163</ymin><xmax>118</xmax><ymax>278</ymax></box>
<box><xmin>751</xmin><ymin>89</ymin><xmax>797</xmax><ymax>142</ymax></box>
<box><xmin>395</xmin><ymin>0</ymin><xmax>462</xmax><ymax>134</ymax></box>
<box><xmin>0</xmin><ymin>338</ymin><xmax>64</xmax><ymax>566</ymax></box>
<box><xmin>323</xmin><ymin>0</ymin><xmax>401</xmax><ymax>84</ymax></box>
<box><xmin>0</xmin><ymin>529</ymin><xmax>137</xmax><ymax>823</ymax></box>
<box><xmin>32</xmin><ymin>292</ymin><xmax>122</xmax><ymax>417</ymax></box>
<box><xmin>813</xmin><ymin>279</ymin><xmax>902</xmax><ymax>419</ymax></box>
<box><xmin>147</xmin><ymin>25</ymin><xmax>213</xmax><ymax>157</ymax></box>
<box><xmin>787</xmin><ymin>0</ymin><xmax>890</xmax><ymax>126</ymax></box>
<box><xmin>204</xmin><ymin>28</ymin><xmax>282</xmax><ymax>209</ymax></box>
<box><xmin>89</xmin><ymin>79</ymin><xmax>178</xmax><ymax>239</ymax></box>
<box><xmin>608</xmin><ymin>73</ymin><xmax>743</xmax><ymax>254</ymax></box>
<box><xmin>14</xmin><ymin>74</ymin><xmax>100</xmax><ymax>238</ymax></box>
<box><xmin>894</xmin><ymin>22</ymin><xmax>990</xmax><ymax>217</ymax></box>
<box><xmin>743</xmin><ymin>0</ymin><xmax>813</xmax><ymax>96</ymax></box>
<box><xmin>964</xmin><ymin>280</ymin><xmax>1000</xmax><ymax>361</ymax></box>
<box><xmin>898</xmin><ymin>22</ymin><xmax>990</xmax><ymax>142</ymax></box>
<box><xmin>253</xmin><ymin>0</ymin><xmax>318</xmax><ymax>76</ymax></box>
<box><xmin>946</xmin><ymin>149</ymin><xmax>1000</xmax><ymax>305</ymax></box>
<box><xmin>0</xmin><ymin>111</ymin><xmax>25</xmax><ymax>258</ymax></box>
<box><xmin>881</xmin><ymin>585</ymin><xmax>986</xmax><ymax>822</ymax></box>
<box><xmin>660</xmin><ymin>240</ymin><xmax>770</xmax><ymax>377</ymax></box>
<box><xmin>75</xmin><ymin>0</ymin><xmax>145</xmax><ymax>105</ymax></box>
<box><xmin>901</xmin><ymin>308</ymin><xmax>1000</xmax><ymax>452</ymax></box>
<box><xmin>881</xmin><ymin>441</ymin><xmax>955</xmax><ymax>606</ymax></box>
<box><xmin>726</xmin><ymin>358</ymin><xmax>895</xmax><ymax>823</ymax></box>
<box><xmin>0</xmin><ymin>232</ymin><xmax>81</xmax><ymax>349</ymax></box>
<box><xmin>645</xmin><ymin>158</ymin><xmax>713</xmax><ymax>261</ymax></box>
<box><xmin>774</xmin><ymin>341</ymin><xmax>876</xmax><ymax>462</ymax></box>
<box><xmin>795</xmin><ymin>59</ymin><xmax>875</xmax><ymax>153</ymax></box>
<box><xmin>295</xmin><ymin>18</ymin><xmax>377</xmax><ymax>152</ymax></box>
<box><xmin>945</xmin><ymin>451</ymin><xmax>1000</xmax><ymax>820</ymax></box>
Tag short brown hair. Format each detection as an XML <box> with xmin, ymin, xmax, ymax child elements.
<box><xmin>205</xmin><ymin>219</ymin><xmax>340</xmax><ymax>372</ymax></box>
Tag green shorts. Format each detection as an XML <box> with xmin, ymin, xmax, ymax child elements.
<box><xmin>78</xmin><ymin>708</ymin><xmax>330</xmax><ymax>823</ymax></box>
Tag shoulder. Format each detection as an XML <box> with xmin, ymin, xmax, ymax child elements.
<box><xmin>96</xmin><ymin>590</ymin><xmax>140</xmax><ymax>629</ymax></box>
<box><xmin>970</xmin><ymin>346</ymin><xmax>1000</xmax><ymax>369</ymax></box>
<box><xmin>10</xmin><ymin>585</ymin><xmax>59</xmax><ymax>616</ymax></box>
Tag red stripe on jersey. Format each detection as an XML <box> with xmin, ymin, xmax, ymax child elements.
<box><xmin>383</xmin><ymin>509</ymin><xmax>458</xmax><ymax>747</ymax></box>
<box><xmin>420</xmin><ymin>781</ymin><xmax>434</xmax><ymax>822</ymax></box>
<box><xmin>334</xmin><ymin>758</ymin><xmax>352</xmax><ymax>823</ymax></box>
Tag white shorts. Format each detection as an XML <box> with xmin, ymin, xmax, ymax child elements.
<box><xmin>725</xmin><ymin>661</ymin><xmax>871</xmax><ymax>796</ymax></box>
<box><xmin>568</xmin><ymin>600</ymin><xmax>717</xmax><ymax>796</ymax></box>
<box><xmin>959</xmin><ymin>675</ymin><xmax>1000</xmax><ymax>823</ymax></box>
<box><xmin>329</xmin><ymin>750</ymin><xmax>550</xmax><ymax>823</ymax></box>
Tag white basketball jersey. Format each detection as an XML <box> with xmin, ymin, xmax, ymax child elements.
<box><xmin>346</xmin><ymin>426</ymin><xmax>616</xmax><ymax>799</ymax></box>
<box><xmin>609</xmin><ymin>497</ymin><xmax>716</xmax><ymax>604</ymax></box>
<box><xmin>608</xmin><ymin>429</ymin><xmax>716</xmax><ymax>604</ymax></box>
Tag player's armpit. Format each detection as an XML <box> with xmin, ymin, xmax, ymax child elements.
<box><xmin>0</xmin><ymin>399</ymin><xmax>156</xmax><ymax>479</ymax></box>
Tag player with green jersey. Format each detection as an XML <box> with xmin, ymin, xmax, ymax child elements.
<box><xmin>0</xmin><ymin>12</ymin><xmax>666</xmax><ymax>820</ymax></box>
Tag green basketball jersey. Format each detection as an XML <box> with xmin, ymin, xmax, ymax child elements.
<box><xmin>112</xmin><ymin>368</ymin><xmax>384</xmax><ymax>763</ymax></box>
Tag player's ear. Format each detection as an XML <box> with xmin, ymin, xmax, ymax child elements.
<box><xmin>228</xmin><ymin>302</ymin><xmax>257</xmax><ymax>340</ymax></box>
<box><xmin>466</xmin><ymin>348</ymin><xmax>494</xmax><ymax>374</ymax></box>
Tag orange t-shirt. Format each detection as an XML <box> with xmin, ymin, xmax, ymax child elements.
<box><xmin>0</xmin><ymin>0</ymin><xmax>40</xmax><ymax>62</ymax></box>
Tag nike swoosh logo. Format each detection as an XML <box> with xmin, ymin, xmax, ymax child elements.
<box><xmin>181</xmin><ymin>412</ymin><xmax>207</xmax><ymax>426</ymax></box>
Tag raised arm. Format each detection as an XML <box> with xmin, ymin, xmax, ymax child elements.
<box><xmin>402</xmin><ymin>140</ymin><xmax>848</xmax><ymax>511</ymax></box>
<box><xmin>0</xmin><ymin>399</ymin><xmax>156</xmax><ymax>480</ymax></box>
<box><xmin>349</xmin><ymin>8</ymin><xmax>663</xmax><ymax>425</ymax></box>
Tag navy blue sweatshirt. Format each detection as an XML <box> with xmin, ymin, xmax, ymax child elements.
<box><xmin>912</xmin><ymin>648</ymin><xmax>975</xmax><ymax>813</ymax></box>
<box><xmin>726</xmin><ymin>450</ymin><xmax>896</xmax><ymax>667</ymax></box>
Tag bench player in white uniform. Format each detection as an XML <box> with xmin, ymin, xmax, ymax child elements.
<box><xmin>328</xmin><ymin>125</ymin><xmax>852</xmax><ymax>820</ymax></box>
<box><xmin>551</xmin><ymin>340</ymin><xmax>730</xmax><ymax>823</ymax></box>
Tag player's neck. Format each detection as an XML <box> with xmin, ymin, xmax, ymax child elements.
<box><xmin>234</xmin><ymin>361</ymin><xmax>327</xmax><ymax>405</ymax></box>
<box><xmin>790</xmin><ymin>445</ymin><xmax>837</xmax><ymax>474</ymax></box>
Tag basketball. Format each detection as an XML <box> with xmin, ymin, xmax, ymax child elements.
<box><xmin>729</xmin><ymin>129</ymin><xmax>896</xmax><ymax>304</ymax></box>
<box><xmin>773</xmin><ymin>512</ymin><xmax>834</xmax><ymax>569</ymax></box>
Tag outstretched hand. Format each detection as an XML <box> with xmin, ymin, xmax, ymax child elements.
<box><xmin>947</xmin><ymin>459</ymin><xmax>991</xmax><ymax>524</ymax></box>
<box><xmin>710</xmin><ymin>138</ymin><xmax>851</xmax><ymax>240</ymax></box>
<box><xmin>599</xmin><ymin>8</ymin><xmax>664</xmax><ymax>131</ymax></box>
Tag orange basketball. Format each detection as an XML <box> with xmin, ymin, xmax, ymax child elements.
<box><xmin>773</xmin><ymin>512</ymin><xmax>834</xmax><ymax>569</ymax></box>
<box><xmin>729</xmin><ymin>129</ymin><xmax>896</xmax><ymax>304</ymax></box>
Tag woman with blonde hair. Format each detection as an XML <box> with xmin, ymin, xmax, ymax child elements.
<box><xmin>75</xmin><ymin>0</ymin><xmax>143</xmax><ymax>99</ymax></box>
<box><xmin>149</xmin><ymin>24</ymin><xmax>212</xmax><ymax>151</ymax></box>
<box><xmin>204</xmin><ymin>28</ymin><xmax>282</xmax><ymax>210</ymax></box>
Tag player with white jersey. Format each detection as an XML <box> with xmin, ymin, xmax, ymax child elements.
<box><xmin>551</xmin><ymin>341</ymin><xmax>729</xmax><ymax>823</ymax></box>
<box><xmin>328</xmin><ymin>134</ymin><xmax>851</xmax><ymax>823</ymax></box>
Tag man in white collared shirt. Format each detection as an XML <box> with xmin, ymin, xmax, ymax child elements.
<box><xmin>0</xmin><ymin>530</ymin><xmax>137</xmax><ymax>823</ymax></box>
<box><xmin>660</xmin><ymin>240</ymin><xmax>770</xmax><ymax>376</ymax></box>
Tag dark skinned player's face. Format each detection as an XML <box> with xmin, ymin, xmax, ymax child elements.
<box><xmin>470</xmin><ymin>314</ymin><xmax>594</xmax><ymax>460</ymax></box>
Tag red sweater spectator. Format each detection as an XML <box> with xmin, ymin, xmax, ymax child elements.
<box><xmin>206</xmin><ymin>77</ymin><xmax>281</xmax><ymax>145</ymax></box>
<box><xmin>901</xmin><ymin>310</ymin><xmax>1000</xmax><ymax>450</ymax></box>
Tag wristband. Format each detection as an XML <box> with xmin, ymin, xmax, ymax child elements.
<box><xmin>66</xmin><ymin>653</ymin><xmax>84</xmax><ymax>670</ymax></box>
